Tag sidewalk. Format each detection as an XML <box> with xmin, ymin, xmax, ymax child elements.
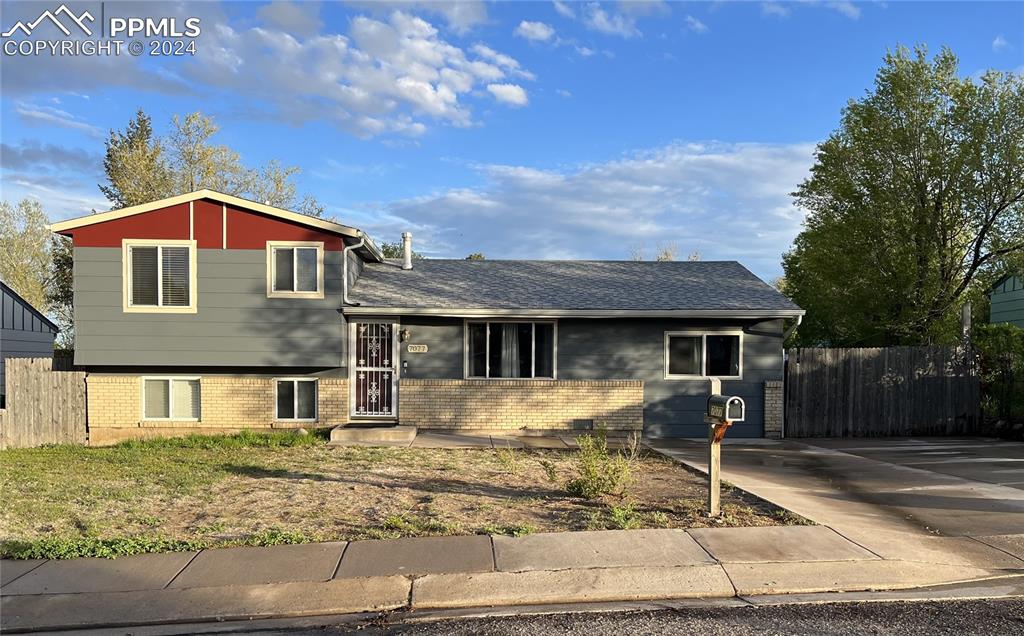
<box><xmin>3</xmin><ymin>523</ymin><xmax>1019</xmax><ymax>633</ymax></box>
<box><xmin>648</xmin><ymin>438</ymin><xmax>1024</xmax><ymax>570</ymax></box>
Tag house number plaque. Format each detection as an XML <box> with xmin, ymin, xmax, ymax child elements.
<box><xmin>407</xmin><ymin>344</ymin><xmax>428</xmax><ymax>353</ymax></box>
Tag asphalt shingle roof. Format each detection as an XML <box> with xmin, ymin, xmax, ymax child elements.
<box><xmin>349</xmin><ymin>260</ymin><xmax>801</xmax><ymax>313</ymax></box>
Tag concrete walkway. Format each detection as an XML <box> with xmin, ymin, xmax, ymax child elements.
<box><xmin>3</xmin><ymin>522</ymin><xmax>1019</xmax><ymax>632</ymax></box>
<box><xmin>648</xmin><ymin>437</ymin><xmax>1024</xmax><ymax>570</ymax></box>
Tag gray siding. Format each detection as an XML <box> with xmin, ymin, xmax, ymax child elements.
<box><xmin>394</xmin><ymin>316</ymin><xmax>784</xmax><ymax>438</ymax></box>
<box><xmin>399</xmin><ymin>316</ymin><xmax>465</xmax><ymax>379</ymax></box>
<box><xmin>991</xmin><ymin>275</ymin><xmax>1024</xmax><ymax>328</ymax></box>
<box><xmin>558</xmin><ymin>318</ymin><xmax>783</xmax><ymax>438</ymax></box>
<box><xmin>1</xmin><ymin>284</ymin><xmax>57</xmax><ymax>399</ymax></box>
<box><xmin>74</xmin><ymin>247</ymin><xmax>346</xmax><ymax>368</ymax></box>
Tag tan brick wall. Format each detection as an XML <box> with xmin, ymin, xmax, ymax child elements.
<box><xmin>764</xmin><ymin>380</ymin><xmax>784</xmax><ymax>439</ymax></box>
<box><xmin>398</xmin><ymin>379</ymin><xmax>643</xmax><ymax>434</ymax></box>
<box><xmin>86</xmin><ymin>375</ymin><xmax>347</xmax><ymax>445</ymax></box>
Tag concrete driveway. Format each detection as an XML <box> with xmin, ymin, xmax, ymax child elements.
<box><xmin>649</xmin><ymin>437</ymin><xmax>1024</xmax><ymax>570</ymax></box>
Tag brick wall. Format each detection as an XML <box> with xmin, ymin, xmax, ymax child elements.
<box><xmin>86</xmin><ymin>375</ymin><xmax>347</xmax><ymax>445</ymax></box>
<box><xmin>398</xmin><ymin>379</ymin><xmax>643</xmax><ymax>434</ymax></box>
<box><xmin>764</xmin><ymin>380</ymin><xmax>783</xmax><ymax>439</ymax></box>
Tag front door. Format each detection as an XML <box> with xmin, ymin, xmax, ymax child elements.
<box><xmin>350</xmin><ymin>321</ymin><xmax>398</xmax><ymax>419</ymax></box>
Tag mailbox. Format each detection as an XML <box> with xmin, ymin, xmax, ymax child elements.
<box><xmin>706</xmin><ymin>394</ymin><xmax>745</xmax><ymax>423</ymax></box>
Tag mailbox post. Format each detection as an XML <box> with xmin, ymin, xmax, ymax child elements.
<box><xmin>704</xmin><ymin>378</ymin><xmax>745</xmax><ymax>517</ymax></box>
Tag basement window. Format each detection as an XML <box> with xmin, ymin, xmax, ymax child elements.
<box><xmin>267</xmin><ymin>242</ymin><xmax>324</xmax><ymax>299</ymax></box>
<box><xmin>665</xmin><ymin>332</ymin><xmax>742</xmax><ymax>379</ymax></box>
<box><xmin>276</xmin><ymin>378</ymin><xmax>318</xmax><ymax>421</ymax></box>
<box><xmin>466</xmin><ymin>321</ymin><xmax>556</xmax><ymax>379</ymax></box>
<box><xmin>123</xmin><ymin>241</ymin><xmax>196</xmax><ymax>312</ymax></box>
<box><xmin>143</xmin><ymin>377</ymin><xmax>201</xmax><ymax>420</ymax></box>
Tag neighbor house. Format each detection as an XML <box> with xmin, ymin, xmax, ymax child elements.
<box><xmin>1</xmin><ymin>280</ymin><xmax>59</xmax><ymax>408</ymax></box>
<box><xmin>989</xmin><ymin>273</ymin><xmax>1024</xmax><ymax>328</ymax></box>
<box><xmin>50</xmin><ymin>190</ymin><xmax>803</xmax><ymax>444</ymax></box>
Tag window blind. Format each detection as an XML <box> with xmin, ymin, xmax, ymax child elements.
<box><xmin>161</xmin><ymin>247</ymin><xmax>190</xmax><ymax>307</ymax></box>
<box><xmin>131</xmin><ymin>247</ymin><xmax>158</xmax><ymax>306</ymax></box>
<box><xmin>171</xmin><ymin>379</ymin><xmax>200</xmax><ymax>419</ymax></box>
<box><xmin>143</xmin><ymin>378</ymin><xmax>170</xmax><ymax>419</ymax></box>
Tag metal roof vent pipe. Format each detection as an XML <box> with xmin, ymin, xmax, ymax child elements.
<box><xmin>402</xmin><ymin>232</ymin><xmax>413</xmax><ymax>270</ymax></box>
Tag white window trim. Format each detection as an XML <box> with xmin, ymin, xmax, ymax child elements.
<box><xmin>274</xmin><ymin>377</ymin><xmax>319</xmax><ymax>422</ymax></box>
<box><xmin>664</xmin><ymin>331</ymin><xmax>744</xmax><ymax>380</ymax></box>
<box><xmin>140</xmin><ymin>376</ymin><xmax>201</xmax><ymax>421</ymax></box>
<box><xmin>266</xmin><ymin>241</ymin><xmax>325</xmax><ymax>299</ymax></box>
<box><xmin>121</xmin><ymin>239</ymin><xmax>198</xmax><ymax>314</ymax></box>
<box><xmin>463</xmin><ymin>319</ymin><xmax>558</xmax><ymax>380</ymax></box>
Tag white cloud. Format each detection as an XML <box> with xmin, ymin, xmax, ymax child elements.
<box><xmin>556</xmin><ymin>88</ymin><xmax>572</xmax><ymax>98</ymax></box>
<box><xmin>993</xmin><ymin>35</ymin><xmax>1011</xmax><ymax>51</ymax></box>
<box><xmin>684</xmin><ymin>15</ymin><xmax>708</xmax><ymax>34</ymax></box>
<box><xmin>14</xmin><ymin>102</ymin><xmax>102</xmax><ymax>138</ymax></box>
<box><xmin>553</xmin><ymin>1</ymin><xmax>575</xmax><ymax>19</ymax></box>
<box><xmin>617</xmin><ymin>0</ymin><xmax>671</xmax><ymax>17</ymax></box>
<box><xmin>761</xmin><ymin>1</ymin><xmax>790</xmax><ymax>17</ymax></box>
<box><xmin>487</xmin><ymin>83</ymin><xmax>529</xmax><ymax>107</ymax></box>
<box><xmin>575</xmin><ymin>45</ymin><xmax>597</xmax><ymax>57</ymax></box>
<box><xmin>515</xmin><ymin>20</ymin><xmax>556</xmax><ymax>41</ymax></box>
<box><xmin>472</xmin><ymin>43</ymin><xmax>536</xmax><ymax>80</ymax></box>
<box><xmin>257</xmin><ymin>1</ymin><xmax>322</xmax><ymax>36</ymax></box>
<box><xmin>344</xmin><ymin>1</ymin><xmax>488</xmax><ymax>34</ymax></box>
<box><xmin>826</xmin><ymin>1</ymin><xmax>861</xmax><ymax>19</ymax></box>
<box><xmin>584</xmin><ymin>3</ymin><xmax>641</xmax><ymax>38</ymax></box>
<box><xmin>183</xmin><ymin>11</ymin><xmax>531</xmax><ymax>137</ymax></box>
<box><xmin>362</xmin><ymin>142</ymin><xmax>816</xmax><ymax>277</ymax></box>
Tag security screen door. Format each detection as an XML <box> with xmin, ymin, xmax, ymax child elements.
<box><xmin>350</xmin><ymin>322</ymin><xmax>398</xmax><ymax>418</ymax></box>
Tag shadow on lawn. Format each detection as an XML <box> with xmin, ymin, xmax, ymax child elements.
<box><xmin>219</xmin><ymin>463</ymin><xmax>578</xmax><ymax>502</ymax></box>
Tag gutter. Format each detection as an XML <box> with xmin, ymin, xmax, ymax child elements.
<box><xmin>340</xmin><ymin>307</ymin><xmax>807</xmax><ymax>319</ymax></box>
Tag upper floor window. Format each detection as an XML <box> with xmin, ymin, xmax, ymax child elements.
<box><xmin>466</xmin><ymin>321</ymin><xmax>556</xmax><ymax>379</ymax></box>
<box><xmin>665</xmin><ymin>331</ymin><xmax>742</xmax><ymax>379</ymax></box>
<box><xmin>122</xmin><ymin>240</ymin><xmax>196</xmax><ymax>313</ymax></box>
<box><xmin>267</xmin><ymin>241</ymin><xmax>324</xmax><ymax>299</ymax></box>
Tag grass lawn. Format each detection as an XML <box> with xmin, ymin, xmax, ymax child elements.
<box><xmin>0</xmin><ymin>431</ymin><xmax>807</xmax><ymax>559</ymax></box>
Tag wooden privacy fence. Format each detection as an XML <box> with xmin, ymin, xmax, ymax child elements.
<box><xmin>0</xmin><ymin>357</ymin><xmax>87</xmax><ymax>449</ymax></box>
<box><xmin>785</xmin><ymin>346</ymin><xmax>980</xmax><ymax>437</ymax></box>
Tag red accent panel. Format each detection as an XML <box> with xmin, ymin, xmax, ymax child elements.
<box><xmin>71</xmin><ymin>204</ymin><xmax>190</xmax><ymax>247</ymax></box>
<box><xmin>225</xmin><ymin>204</ymin><xmax>344</xmax><ymax>250</ymax></box>
<box><xmin>193</xmin><ymin>199</ymin><xmax>223</xmax><ymax>249</ymax></box>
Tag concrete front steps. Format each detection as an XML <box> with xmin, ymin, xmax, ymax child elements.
<box><xmin>328</xmin><ymin>424</ymin><xmax>417</xmax><ymax>446</ymax></box>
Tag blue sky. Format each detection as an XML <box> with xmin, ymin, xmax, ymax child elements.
<box><xmin>2</xmin><ymin>1</ymin><xmax>1022</xmax><ymax>279</ymax></box>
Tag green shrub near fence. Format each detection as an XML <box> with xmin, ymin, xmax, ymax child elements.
<box><xmin>972</xmin><ymin>323</ymin><xmax>1024</xmax><ymax>421</ymax></box>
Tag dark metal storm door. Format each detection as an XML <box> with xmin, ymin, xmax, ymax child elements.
<box><xmin>350</xmin><ymin>321</ymin><xmax>398</xmax><ymax>419</ymax></box>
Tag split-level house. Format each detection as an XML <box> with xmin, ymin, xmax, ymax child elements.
<box><xmin>51</xmin><ymin>190</ymin><xmax>803</xmax><ymax>444</ymax></box>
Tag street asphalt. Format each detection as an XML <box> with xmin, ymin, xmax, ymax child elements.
<box><xmin>278</xmin><ymin>599</ymin><xmax>1024</xmax><ymax>635</ymax></box>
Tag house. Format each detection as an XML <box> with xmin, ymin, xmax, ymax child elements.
<box><xmin>989</xmin><ymin>273</ymin><xmax>1024</xmax><ymax>328</ymax></box>
<box><xmin>50</xmin><ymin>189</ymin><xmax>803</xmax><ymax>444</ymax></box>
<box><xmin>1</xmin><ymin>280</ymin><xmax>59</xmax><ymax>408</ymax></box>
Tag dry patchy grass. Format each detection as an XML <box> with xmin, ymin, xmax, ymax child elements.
<box><xmin>0</xmin><ymin>431</ymin><xmax>806</xmax><ymax>558</ymax></box>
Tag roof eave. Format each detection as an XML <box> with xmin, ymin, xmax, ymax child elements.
<box><xmin>341</xmin><ymin>307</ymin><xmax>805</xmax><ymax>319</ymax></box>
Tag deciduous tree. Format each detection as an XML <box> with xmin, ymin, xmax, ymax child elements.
<box><xmin>0</xmin><ymin>198</ymin><xmax>51</xmax><ymax>311</ymax></box>
<box><xmin>783</xmin><ymin>47</ymin><xmax>1024</xmax><ymax>345</ymax></box>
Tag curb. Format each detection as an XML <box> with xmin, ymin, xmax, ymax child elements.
<box><xmin>2</xmin><ymin>564</ymin><xmax>1018</xmax><ymax>633</ymax></box>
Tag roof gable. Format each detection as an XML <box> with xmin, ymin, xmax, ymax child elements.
<box><xmin>49</xmin><ymin>189</ymin><xmax>382</xmax><ymax>259</ymax></box>
<box><xmin>1</xmin><ymin>280</ymin><xmax>59</xmax><ymax>333</ymax></box>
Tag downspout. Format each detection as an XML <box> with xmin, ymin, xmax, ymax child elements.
<box><xmin>783</xmin><ymin>314</ymin><xmax>803</xmax><ymax>342</ymax></box>
<box><xmin>343</xmin><ymin>236</ymin><xmax>365</xmax><ymax>306</ymax></box>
